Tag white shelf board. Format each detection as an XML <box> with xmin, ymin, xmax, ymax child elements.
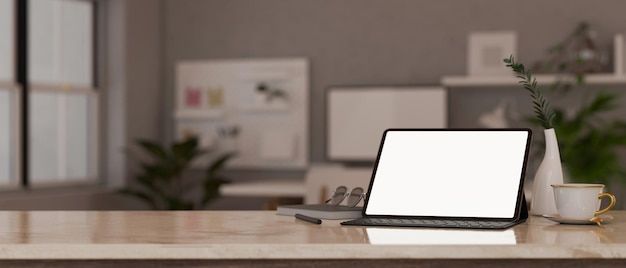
<box><xmin>239</xmin><ymin>102</ymin><xmax>289</xmax><ymax>112</ymax></box>
<box><xmin>219</xmin><ymin>179</ymin><xmax>305</xmax><ymax>198</ymax></box>
<box><xmin>174</xmin><ymin>109</ymin><xmax>224</xmax><ymax>120</ymax></box>
<box><xmin>441</xmin><ymin>73</ymin><xmax>626</xmax><ymax>87</ymax></box>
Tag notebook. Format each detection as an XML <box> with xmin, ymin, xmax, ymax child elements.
<box><xmin>341</xmin><ymin>128</ymin><xmax>531</xmax><ymax>229</ymax></box>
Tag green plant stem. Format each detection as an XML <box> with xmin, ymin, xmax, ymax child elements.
<box><xmin>504</xmin><ymin>55</ymin><xmax>555</xmax><ymax>129</ymax></box>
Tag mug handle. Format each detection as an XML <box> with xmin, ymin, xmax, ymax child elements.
<box><xmin>595</xmin><ymin>192</ymin><xmax>616</xmax><ymax>216</ymax></box>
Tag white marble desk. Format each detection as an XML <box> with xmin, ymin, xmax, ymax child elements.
<box><xmin>1</xmin><ymin>210</ymin><xmax>626</xmax><ymax>267</ymax></box>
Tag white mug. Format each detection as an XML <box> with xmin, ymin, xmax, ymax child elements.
<box><xmin>551</xmin><ymin>184</ymin><xmax>616</xmax><ymax>219</ymax></box>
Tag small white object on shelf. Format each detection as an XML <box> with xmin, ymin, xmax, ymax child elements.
<box><xmin>478</xmin><ymin>100</ymin><xmax>509</xmax><ymax>128</ymax></box>
<box><xmin>174</xmin><ymin>109</ymin><xmax>224</xmax><ymax>120</ymax></box>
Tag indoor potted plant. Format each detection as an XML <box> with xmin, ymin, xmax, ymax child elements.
<box><xmin>119</xmin><ymin>137</ymin><xmax>236</xmax><ymax>210</ymax></box>
<box><xmin>504</xmin><ymin>56</ymin><xmax>563</xmax><ymax>216</ymax></box>
<box><xmin>527</xmin><ymin>22</ymin><xmax>626</xmax><ymax>188</ymax></box>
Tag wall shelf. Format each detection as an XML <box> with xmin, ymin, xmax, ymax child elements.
<box><xmin>441</xmin><ymin>73</ymin><xmax>626</xmax><ymax>87</ymax></box>
<box><xmin>219</xmin><ymin>179</ymin><xmax>305</xmax><ymax>198</ymax></box>
<box><xmin>174</xmin><ymin>109</ymin><xmax>224</xmax><ymax>120</ymax></box>
<box><xmin>239</xmin><ymin>102</ymin><xmax>289</xmax><ymax>113</ymax></box>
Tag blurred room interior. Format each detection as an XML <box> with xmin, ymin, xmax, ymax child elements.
<box><xmin>1</xmin><ymin>0</ymin><xmax>626</xmax><ymax>210</ymax></box>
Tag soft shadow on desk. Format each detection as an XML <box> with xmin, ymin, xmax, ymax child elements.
<box><xmin>525</xmin><ymin>224</ymin><xmax>615</xmax><ymax>245</ymax></box>
<box><xmin>365</xmin><ymin>228</ymin><xmax>517</xmax><ymax>245</ymax></box>
<box><xmin>329</xmin><ymin>225</ymin><xmax>368</xmax><ymax>243</ymax></box>
<box><xmin>298</xmin><ymin>221</ymin><xmax>368</xmax><ymax>243</ymax></box>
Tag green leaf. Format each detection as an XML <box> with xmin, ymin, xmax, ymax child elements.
<box><xmin>136</xmin><ymin>174</ymin><xmax>168</xmax><ymax>199</ymax></box>
<box><xmin>139</xmin><ymin>163</ymin><xmax>171</xmax><ymax>181</ymax></box>
<box><xmin>548</xmin><ymin>43</ymin><xmax>565</xmax><ymax>53</ymax></box>
<box><xmin>118</xmin><ymin>189</ymin><xmax>158</xmax><ymax>209</ymax></box>
<box><xmin>201</xmin><ymin>178</ymin><xmax>230</xmax><ymax>207</ymax></box>
<box><xmin>136</xmin><ymin>140</ymin><xmax>168</xmax><ymax>161</ymax></box>
<box><xmin>172</xmin><ymin>137</ymin><xmax>203</xmax><ymax>162</ymax></box>
<box><xmin>207</xmin><ymin>152</ymin><xmax>237</xmax><ymax>176</ymax></box>
<box><xmin>165</xmin><ymin>197</ymin><xmax>194</xmax><ymax>210</ymax></box>
<box><xmin>504</xmin><ymin>55</ymin><xmax>554</xmax><ymax>128</ymax></box>
<box><xmin>575</xmin><ymin>75</ymin><xmax>585</xmax><ymax>85</ymax></box>
<box><xmin>122</xmin><ymin>137</ymin><xmax>236</xmax><ymax>210</ymax></box>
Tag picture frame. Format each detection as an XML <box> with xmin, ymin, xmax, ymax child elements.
<box><xmin>467</xmin><ymin>31</ymin><xmax>517</xmax><ymax>76</ymax></box>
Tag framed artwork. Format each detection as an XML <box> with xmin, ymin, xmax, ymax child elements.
<box><xmin>467</xmin><ymin>31</ymin><xmax>517</xmax><ymax>76</ymax></box>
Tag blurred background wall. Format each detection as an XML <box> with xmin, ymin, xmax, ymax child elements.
<box><xmin>161</xmin><ymin>0</ymin><xmax>626</xmax><ymax>162</ymax></box>
<box><xmin>2</xmin><ymin>0</ymin><xmax>626</xmax><ymax>210</ymax></box>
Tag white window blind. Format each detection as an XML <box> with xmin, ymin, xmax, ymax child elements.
<box><xmin>29</xmin><ymin>0</ymin><xmax>93</xmax><ymax>87</ymax></box>
<box><xmin>30</xmin><ymin>91</ymin><xmax>95</xmax><ymax>182</ymax></box>
<box><xmin>29</xmin><ymin>92</ymin><xmax>61</xmax><ymax>181</ymax></box>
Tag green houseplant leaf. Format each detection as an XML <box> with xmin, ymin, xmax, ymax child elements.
<box><xmin>118</xmin><ymin>189</ymin><xmax>158</xmax><ymax>210</ymax></box>
<box><xmin>553</xmin><ymin>95</ymin><xmax>626</xmax><ymax>185</ymax></box>
<box><xmin>137</xmin><ymin>140</ymin><xmax>169</xmax><ymax>162</ymax></box>
<box><xmin>510</xmin><ymin>48</ymin><xmax>626</xmax><ymax>185</ymax></box>
<box><xmin>504</xmin><ymin>55</ymin><xmax>555</xmax><ymax>129</ymax></box>
<box><xmin>119</xmin><ymin>137</ymin><xmax>235</xmax><ymax>210</ymax></box>
<box><xmin>201</xmin><ymin>152</ymin><xmax>237</xmax><ymax>207</ymax></box>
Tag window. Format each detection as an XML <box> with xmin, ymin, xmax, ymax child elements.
<box><xmin>0</xmin><ymin>0</ymin><xmax>18</xmax><ymax>186</ymax></box>
<box><xmin>0</xmin><ymin>89</ymin><xmax>18</xmax><ymax>186</ymax></box>
<box><xmin>27</xmin><ymin>0</ymin><xmax>98</xmax><ymax>185</ymax></box>
<box><xmin>0</xmin><ymin>0</ymin><xmax>98</xmax><ymax>188</ymax></box>
<box><xmin>0</xmin><ymin>0</ymin><xmax>13</xmax><ymax>83</ymax></box>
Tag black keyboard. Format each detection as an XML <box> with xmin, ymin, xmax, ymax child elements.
<box><xmin>340</xmin><ymin>218</ymin><xmax>517</xmax><ymax>229</ymax></box>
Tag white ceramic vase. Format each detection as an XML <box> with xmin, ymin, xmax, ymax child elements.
<box><xmin>530</xmin><ymin>128</ymin><xmax>564</xmax><ymax>216</ymax></box>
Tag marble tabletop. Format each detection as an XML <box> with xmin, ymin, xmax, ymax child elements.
<box><xmin>0</xmin><ymin>210</ymin><xmax>625</xmax><ymax>260</ymax></box>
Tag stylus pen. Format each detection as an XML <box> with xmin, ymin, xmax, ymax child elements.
<box><xmin>295</xmin><ymin>213</ymin><xmax>322</xmax><ymax>224</ymax></box>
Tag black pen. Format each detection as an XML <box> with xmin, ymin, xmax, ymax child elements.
<box><xmin>295</xmin><ymin>213</ymin><xmax>322</xmax><ymax>224</ymax></box>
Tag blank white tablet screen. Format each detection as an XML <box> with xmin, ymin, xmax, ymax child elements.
<box><xmin>364</xmin><ymin>130</ymin><xmax>529</xmax><ymax>218</ymax></box>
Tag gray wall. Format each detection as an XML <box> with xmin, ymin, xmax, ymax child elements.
<box><xmin>21</xmin><ymin>0</ymin><xmax>626</xmax><ymax>210</ymax></box>
<box><xmin>162</xmin><ymin>0</ymin><xmax>626</xmax><ymax>164</ymax></box>
<box><xmin>103</xmin><ymin>0</ymin><xmax>164</xmax><ymax>189</ymax></box>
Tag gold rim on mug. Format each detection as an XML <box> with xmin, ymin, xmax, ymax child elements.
<box><xmin>551</xmin><ymin>184</ymin><xmax>604</xmax><ymax>188</ymax></box>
